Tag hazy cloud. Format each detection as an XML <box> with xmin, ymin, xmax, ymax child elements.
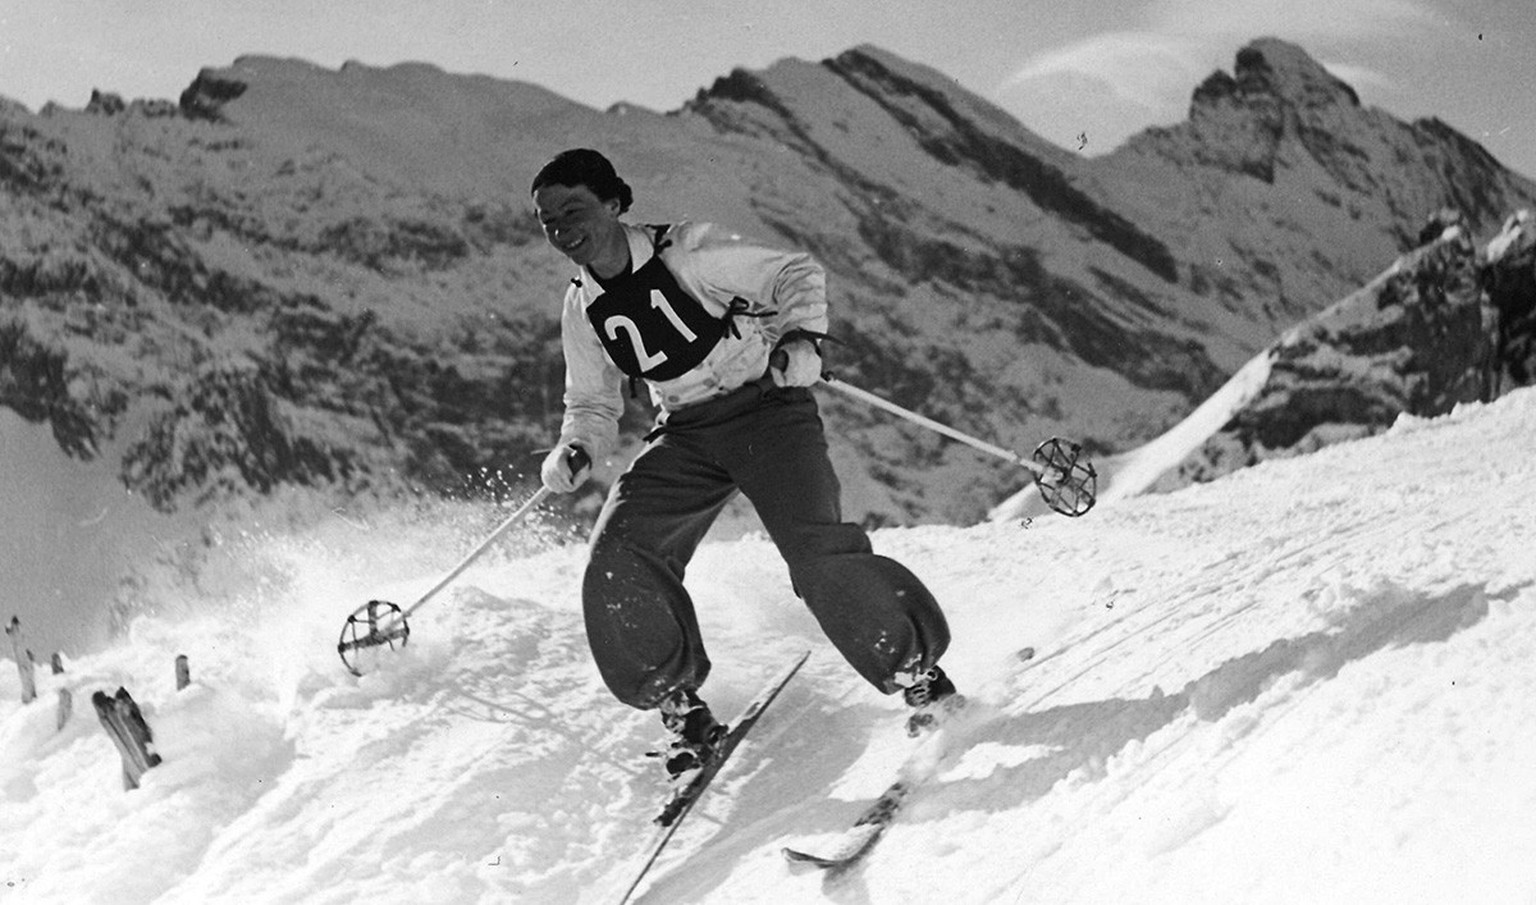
<box><xmin>1319</xmin><ymin>61</ymin><xmax>1399</xmax><ymax>94</ymax></box>
<box><xmin>1003</xmin><ymin>0</ymin><xmax>1438</xmax><ymax>98</ymax></box>
<box><xmin>1001</xmin><ymin>31</ymin><xmax>1206</xmax><ymax>110</ymax></box>
<box><xmin>996</xmin><ymin>0</ymin><xmax>1442</xmax><ymax>150</ymax></box>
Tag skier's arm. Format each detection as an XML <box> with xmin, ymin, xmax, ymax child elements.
<box><xmin>681</xmin><ymin>224</ymin><xmax>829</xmax><ymax>346</ymax></box>
<box><xmin>555</xmin><ymin>285</ymin><xmax>625</xmax><ymax>461</ymax></box>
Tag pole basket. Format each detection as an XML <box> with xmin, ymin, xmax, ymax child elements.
<box><xmin>1033</xmin><ymin>437</ymin><xmax>1097</xmax><ymax>517</ymax></box>
<box><xmin>337</xmin><ymin>599</ymin><xmax>411</xmax><ymax>677</ymax></box>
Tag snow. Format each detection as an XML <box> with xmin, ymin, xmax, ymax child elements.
<box><xmin>5</xmin><ymin>386</ymin><xmax>1536</xmax><ymax>904</ymax></box>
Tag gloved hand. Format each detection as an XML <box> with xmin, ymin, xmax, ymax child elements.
<box><xmin>540</xmin><ymin>443</ymin><xmax>592</xmax><ymax>493</ymax></box>
<box><xmin>770</xmin><ymin>338</ymin><xmax>823</xmax><ymax>388</ymax></box>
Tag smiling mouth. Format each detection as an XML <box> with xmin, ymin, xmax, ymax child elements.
<box><xmin>557</xmin><ymin>235</ymin><xmax>588</xmax><ymax>255</ymax></box>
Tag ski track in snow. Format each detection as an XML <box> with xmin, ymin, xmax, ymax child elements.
<box><xmin>3</xmin><ymin>388</ymin><xmax>1535</xmax><ymax>905</ymax></box>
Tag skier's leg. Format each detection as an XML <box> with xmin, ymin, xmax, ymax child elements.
<box><xmin>729</xmin><ymin>387</ymin><xmax>950</xmax><ymax>692</ymax></box>
<box><xmin>583</xmin><ymin>435</ymin><xmax>735</xmax><ymax>709</ymax></box>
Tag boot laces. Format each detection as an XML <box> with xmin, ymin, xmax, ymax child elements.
<box><xmin>652</xmin><ymin>688</ymin><xmax>726</xmax><ymax>778</ymax></box>
<box><xmin>901</xmin><ymin>666</ymin><xmax>956</xmax><ymax>708</ymax></box>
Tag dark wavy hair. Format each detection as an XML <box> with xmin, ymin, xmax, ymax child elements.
<box><xmin>530</xmin><ymin>148</ymin><xmax>634</xmax><ymax>213</ymax></box>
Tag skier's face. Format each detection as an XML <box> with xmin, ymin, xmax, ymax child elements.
<box><xmin>533</xmin><ymin>183</ymin><xmax>626</xmax><ymax>274</ymax></box>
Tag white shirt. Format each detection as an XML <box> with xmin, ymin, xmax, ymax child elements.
<box><xmin>556</xmin><ymin>220</ymin><xmax>829</xmax><ymax>459</ymax></box>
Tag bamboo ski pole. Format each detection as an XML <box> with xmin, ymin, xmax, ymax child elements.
<box><xmin>820</xmin><ymin>374</ymin><xmax>1046</xmax><ymax>476</ymax></box>
<box><xmin>818</xmin><ymin>373</ymin><xmax>1096</xmax><ymax>517</ymax></box>
<box><xmin>400</xmin><ymin>486</ymin><xmax>551</xmax><ymax>620</ymax></box>
<box><xmin>338</xmin><ymin>449</ymin><xmax>590</xmax><ymax>674</ymax></box>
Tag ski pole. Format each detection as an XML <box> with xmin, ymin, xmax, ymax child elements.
<box><xmin>337</xmin><ymin>448</ymin><xmax>590</xmax><ymax>675</ymax></box>
<box><xmin>402</xmin><ymin>486</ymin><xmax>551</xmax><ymax>620</ymax></box>
<box><xmin>818</xmin><ymin>373</ymin><xmax>1097</xmax><ymax>517</ymax></box>
<box><xmin>821</xmin><ymin>374</ymin><xmax>1045</xmax><ymax>476</ymax></box>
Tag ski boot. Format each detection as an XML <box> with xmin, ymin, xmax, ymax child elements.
<box><xmin>653</xmin><ymin>687</ymin><xmax>728</xmax><ymax>780</ymax></box>
<box><xmin>900</xmin><ymin>664</ymin><xmax>961</xmax><ymax>737</ymax></box>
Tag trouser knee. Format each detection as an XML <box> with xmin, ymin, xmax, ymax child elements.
<box><xmin>581</xmin><ymin>537</ymin><xmax>708</xmax><ymax>709</ymax></box>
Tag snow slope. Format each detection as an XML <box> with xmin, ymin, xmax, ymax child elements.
<box><xmin>4</xmin><ymin>386</ymin><xmax>1536</xmax><ymax>904</ymax></box>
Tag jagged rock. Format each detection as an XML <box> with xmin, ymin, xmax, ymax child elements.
<box><xmin>120</xmin><ymin>361</ymin><xmax>371</xmax><ymax>510</ymax></box>
<box><xmin>0</xmin><ymin>320</ymin><xmax>124</xmax><ymax>457</ymax></box>
<box><xmin>1224</xmin><ymin>39</ymin><xmax>1362</xmax><ymax>110</ymax></box>
<box><xmin>86</xmin><ymin>90</ymin><xmax>127</xmax><ymax>116</ymax></box>
<box><xmin>1484</xmin><ymin>210</ymin><xmax>1535</xmax><ymax>389</ymax></box>
<box><xmin>1182</xmin><ymin>38</ymin><xmax>1361</xmax><ymax>184</ymax></box>
<box><xmin>1160</xmin><ymin>215</ymin><xmax>1500</xmax><ymax>489</ymax></box>
<box><xmin>178</xmin><ymin>71</ymin><xmax>248</xmax><ymax>121</ymax></box>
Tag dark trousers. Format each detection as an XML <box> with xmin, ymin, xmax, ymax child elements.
<box><xmin>583</xmin><ymin>379</ymin><xmax>950</xmax><ymax>709</ymax></box>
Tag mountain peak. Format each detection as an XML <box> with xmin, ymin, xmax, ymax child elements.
<box><xmin>1193</xmin><ymin>37</ymin><xmax>1360</xmax><ymax>114</ymax></box>
<box><xmin>834</xmin><ymin>44</ymin><xmax>957</xmax><ymax>86</ymax></box>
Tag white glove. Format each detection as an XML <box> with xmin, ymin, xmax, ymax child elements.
<box><xmin>540</xmin><ymin>443</ymin><xmax>591</xmax><ymax>493</ymax></box>
<box><xmin>770</xmin><ymin>339</ymin><xmax>823</xmax><ymax>388</ymax></box>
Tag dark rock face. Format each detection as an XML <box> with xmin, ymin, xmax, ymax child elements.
<box><xmin>1181</xmin><ymin>38</ymin><xmax>1361</xmax><ymax>184</ymax></box>
<box><xmin>1484</xmin><ymin>212</ymin><xmax>1536</xmax><ymax>391</ymax></box>
<box><xmin>0</xmin><ymin>318</ymin><xmax>124</xmax><ymax>457</ymax></box>
<box><xmin>178</xmin><ymin>71</ymin><xmax>248</xmax><ymax>121</ymax></box>
<box><xmin>823</xmin><ymin>49</ymin><xmax>1181</xmax><ymax>284</ymax></box>
<box><xmin>1160</xmin><ymin>211</ymin><xmax>1513</xmax><ymax>490</ymax></box>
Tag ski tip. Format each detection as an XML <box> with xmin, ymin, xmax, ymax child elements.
<box><xmin>779</xmin><ymin>820</ymin><xmax>882</xmax><ymax>870</ymax></box>
<box><xmin>781</xmin><ymin>843</ymin><xmax>859</xmax><ymax>870</ymax></box>
<box><xmin>781</xmin><ymin>846</ymin><xmax>836</xmax><ymax>868</ymax></box>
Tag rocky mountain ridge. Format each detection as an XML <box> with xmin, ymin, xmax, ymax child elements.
<box><xmin>1153</xmin><ymin>210</ymin><xmax>1531</xmax><ymax>496</ymax></box>
<box><xmin>3</xmin><ymin>38</ymin><xmax>1534</xmax><ymax>529</ymax></box>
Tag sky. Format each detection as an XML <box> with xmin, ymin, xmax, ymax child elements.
<box><xmin>4</xmin><ymin>369</ymin><xmax>1534</xmax><ymax>902</ymax></box>
<box><xmin>0</xmin><ymin>0</ymin><xmax>1533</xmax><ymax>179</ymax></box>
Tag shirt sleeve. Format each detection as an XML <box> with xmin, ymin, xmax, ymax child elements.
<box><xmin>556</xmin><ymin>282</ymin><xmax>625</xmax><ymax>459</ymax></box>
<box><xmin>674</xmin><ymin>223</ymin><xmax>829</xmax><ymax>344</ymax></box>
